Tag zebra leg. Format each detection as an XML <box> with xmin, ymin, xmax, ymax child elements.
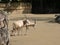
<box><xmin>6</xmin><ymin>39</ymin><xmax>9</xmax><ymax>45</ymax></box>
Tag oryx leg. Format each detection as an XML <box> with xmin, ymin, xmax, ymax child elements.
<box><xmin>24</xmin><ymin>26</ymin><xmax>29</xmax><ymax>35</ymax></box>
<box><xmin>15</xmin><ymin>27</ymin><xmax>22</xmax><ymax>36</ymax></box>
<box><xmin>17</xmin><ymin>28</ymin><xmax>20</xmax><ymax>36</ymax></box>
<box><xmin>32</xmin><ymin>25</ymin><xmax>36</xmax><ymax>30</ymax></box>
<box><xmin>19</xmin><ymin>27</ymin><xmax>23</xmax><ymax>36</ymax></box>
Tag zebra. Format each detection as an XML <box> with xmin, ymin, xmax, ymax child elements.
<box><xmin>0</xmin><ymin>10</ymin><xmax>10</xmax><ymax>45</ymax></box>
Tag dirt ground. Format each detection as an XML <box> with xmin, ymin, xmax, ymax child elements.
<box><xmin>8</xmin><ymin>13</ymin><xmax>60</xmax><ymax>45</ymax></box>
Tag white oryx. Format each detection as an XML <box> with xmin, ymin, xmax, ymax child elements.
<box><xmin>11</xmin><ymin>19</ymin><xmax>36</xmax><ymax>36</ymax></box>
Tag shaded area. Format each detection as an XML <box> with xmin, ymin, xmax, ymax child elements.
<box><xmin>22</xmin><ymin>3</ymin><xmax>32</xmax><ymax>14</ymax></box>
<box><xmin>32</xmin><ymin>0</ymin><xmax>60</xmax><ymax>14</ymax></box>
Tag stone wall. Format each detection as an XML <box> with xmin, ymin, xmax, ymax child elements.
<box><xmin>0</xmin><ymin>2</ymin><xmax>32</xmax><ymax>14</ymax></box>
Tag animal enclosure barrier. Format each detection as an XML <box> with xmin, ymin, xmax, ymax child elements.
<box><xmin>0</xmin><ymin>2</ymin><xmax>32</xmax><ymax>14</ymax></box>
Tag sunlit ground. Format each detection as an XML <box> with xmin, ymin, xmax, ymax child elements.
<box><xmin>7</xmin><ymin>12</ymin><xmax>60</xmax><ymax>45</ymax></box>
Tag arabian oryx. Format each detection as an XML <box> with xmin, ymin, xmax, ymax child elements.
<box><xmin>11</xmin><ymin>19</ymin><xmax>36</xmax><ymax>36</ymax></box>
<box><xmin>0</xmin><ymin>10</ymin><xmax>9</xmax><ymax>45</ymax></box>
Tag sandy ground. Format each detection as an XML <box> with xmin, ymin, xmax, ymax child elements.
<box><xmin>8</xmin><ymin>13</ymin><xmax>60</xmax><ymax>45</ymax></box>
